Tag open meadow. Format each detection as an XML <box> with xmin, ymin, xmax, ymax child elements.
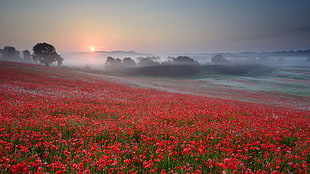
<box><xmin>0</xmin><ymin>61</ymin><xmax>309</xmax><ymax>173</ymax></box>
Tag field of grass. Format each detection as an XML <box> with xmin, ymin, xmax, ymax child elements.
<box><xmin>0</xmin><ymin>61</ymin><xmax>309</xmax><ymax>173</ymax></box>
<box><xmin>194</xmin><ymin>65</ymin><xmax>310</xmax><ymax>103</ymax></box>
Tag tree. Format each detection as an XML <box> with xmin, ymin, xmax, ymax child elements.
<box><xmin>172</xmin><ymin>56</ymin><xmax>199</xmax><ymax>65</ymax></box>
<box><xmin>137</xmin><ymin>57</ymin><xmax>160</xmax><ymax>66</ymax></box>
<box><xmin>211</xmin><ymin>55</ymin><xmax>230</xmax><ymax>64</ymax></box>
<box><xmin>105</xmin><ymin>56</ymin><xmax>123</xmax><ymax>67</ymax></box>
<box><xmin>22</xmin><ymin>50</ymin><xmax>32</xmax><ymax>61</ymax></box>
<box><xmin>2</xmin><ymin>46</ymin><xmax>20</xmax><ymax>59</ymax></box>
<box><xmin>123</xmin><ymin>57</ymin><xmax>136</xmax><ymax>66</ymax></box>
<box><xmin>105</xmin><ymin>56</ymin><xmax>116</xmax><ymax>65</ymax></box>
<box><xmin>32</xmin><ymin>43</ymin><xmax>64</xmax><ymax>66</ymax></box>
<box><xmin>115</xmin><ymin>58</ymin><xmax>122</xmax><ymax>64</ymax></box>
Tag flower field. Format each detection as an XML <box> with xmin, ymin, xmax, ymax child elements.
<box><xmin>0</xmin><ymin>61</ymin><xmax>309</xmax><ymax>173</ymax></box>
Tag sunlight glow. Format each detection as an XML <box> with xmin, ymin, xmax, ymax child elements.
<box><xmin>90</xmin><ymin>47</ymin><xmax>95</xmax><ymax>52</ymax></box>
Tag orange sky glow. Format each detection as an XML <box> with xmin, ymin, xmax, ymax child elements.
<box><xmin>1</xmin><ymin>0</ymin><xmax>310</xmax><ymax>54</ymax></box>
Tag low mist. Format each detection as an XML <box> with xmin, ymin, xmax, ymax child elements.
<box><xmin>1</xmin><ymin>46</ymin><xmax>309</xmax><ymax>79</ymax></box>
<box><xmin>57</xmin><ymin>50</ymin><xmax>310</xmax><ymax>79</ymax></box>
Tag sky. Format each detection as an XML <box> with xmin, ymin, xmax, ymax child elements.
<box><xmin>1</xmin><ymin>0</ymin><xmax>310</xmax><ymax>54</ymax></box>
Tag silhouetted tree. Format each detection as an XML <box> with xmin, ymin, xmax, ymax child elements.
<box><xmin>137</xmin><ymin>57</ymin><xmax>160</xmax><ymax>66</ymax></box>
<box><xmin>16</xmin><ymin>50</ymin><xmax>21</xmax><ymax>58</ymax></box>
<box><xmin>22</xmin><ymin>50</ymin><xmax>31</xmax><ymax>61</ymax></box>
<box><xmin>106</xmin><ymin>56</ymin><xmax>116</xmax><ymax>65</ymax></box>
<box><xmin>116</xmin><ymin>58</ymin><xmax>122</xmax><ymax>64</ymax></box>
<box><xmin>32</xmin><ymin>43</ymin><xmax>63</xmax><ymax>66</ymax></box>
<box><xmin>172</xmin><ymin>56</ymin><xmax>199</xmax><ymax>65</ymax></box>
<box><xmin>105</xmin><ymin>56</ymin><xmax>122</xmax><ymax>67</ymax></box>
<box><xmin>123</xmin><ymin>57</ymin><xmax>136</xmax><ymax>66</ymax></box>
<box><xmin>211</xmin><ymin>55</ymin><xmax>230</xmax><ymax>64</ymax></box>
<box><xmin>2</xmin><ymin>46</ymin><xmax>20</xmax><ymax>59</ymax></box>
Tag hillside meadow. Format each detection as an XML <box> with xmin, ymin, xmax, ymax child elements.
<box><xmin>0</xmin><ymin>61</ymin><xmax>309</xmax><ymax>173</ymax></box>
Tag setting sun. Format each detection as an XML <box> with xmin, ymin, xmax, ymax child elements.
<box><xmin>90</xmin><ymin>47</ymin><xmax>95</xmax><ymax>52</ymax></box>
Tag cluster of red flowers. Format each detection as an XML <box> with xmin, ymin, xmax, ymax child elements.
<box><xmin>0</xmin><ymin>61</ymin><xmax>309</xmax><ymax>173</ymax></box>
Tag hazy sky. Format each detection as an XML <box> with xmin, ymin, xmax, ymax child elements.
<box><xmin>1</xmin><ymin>0</ymin><xmax>310</xmax><ymax>54</ymax></box>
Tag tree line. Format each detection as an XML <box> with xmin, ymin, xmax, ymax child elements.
<box><xmin>105</xmin><ymin>56</ymin><xmax>201</xmax><ymax>67</ymax></box>
<box><xmin>0</xmin><ymin>43</ymin><xmax>63</xmax><ymax>66</ymax></box>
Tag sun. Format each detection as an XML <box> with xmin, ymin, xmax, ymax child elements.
<box><xmin>90</xmin><ymin>47</ymin><xmax>95</xmax><ymax>52</ymax></box>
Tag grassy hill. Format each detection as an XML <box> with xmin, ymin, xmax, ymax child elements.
<box><xmin>0</xmin><ymin>61</ymin><xmax>309</xmax><ymax>173</ymax></box>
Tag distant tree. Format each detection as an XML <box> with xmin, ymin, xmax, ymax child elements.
<box><xmin>105</xmin><ymin>56</ymin><xmax>116</xmax><ymax>65</ymax></box>
<box><xmin>105</xmin><ymin>56</ymin><xmax>122</xmax><ymax>67</ymax></box>
<box><xmin>137</xmin><ymin>57</ymin><xmax>160</xmax><ymax>66</ymax></box>
<box><xmin>167</xmin><ymin>56</ymin><xmax>176</xmax><ymax>61</ymax></box>
<box><xmin>161</xmin><ymin>56</ymin><xmax>175</xmax><ymax>65</ymax></box>
<box><xmin>211</xmin><ymin>55</ymin><xmax>230</xmax><ymax>64</ymax></box>
<box><xmin>116</xmin><ymin>58</ymin><xmax>122</xmax><ymax>64</ymax></box>
<box><xmin>123</xmin><ymin>57</ymin><xmax>136</xmax><ymax>66</ymax></box>
<box><xmin>0</xmin><ymin>49</ymin><xmax>2</xmax><ymax>58</ymax></box>
<box><xmin>172</xmin><ymin>56</ymin><xmax>199</xmax><ymax>65</ymax></box>
<box><xmin>16</xmin><ymin>50</ymin><xmax>21</xmax><ymax>58</ymax></box>
<box><xmin>32</xmin><ymin>43</ymin><xmax>64</xmax><ymax>66</ymax></box>
<box><xmin>2</xmin><ymin>46</ymin><xmax>20</xmax><ymax>59</ymax></box>
<box><xmin>22</xmin><ymin>50</ymin><xmax>32</xmax><ymax>61</ymax></box>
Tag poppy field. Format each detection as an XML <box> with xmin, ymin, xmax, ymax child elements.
<box><xmin>0</xmin><ymin>61</ymin><xmax>309</xmax><ymax>173</ymax></box>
